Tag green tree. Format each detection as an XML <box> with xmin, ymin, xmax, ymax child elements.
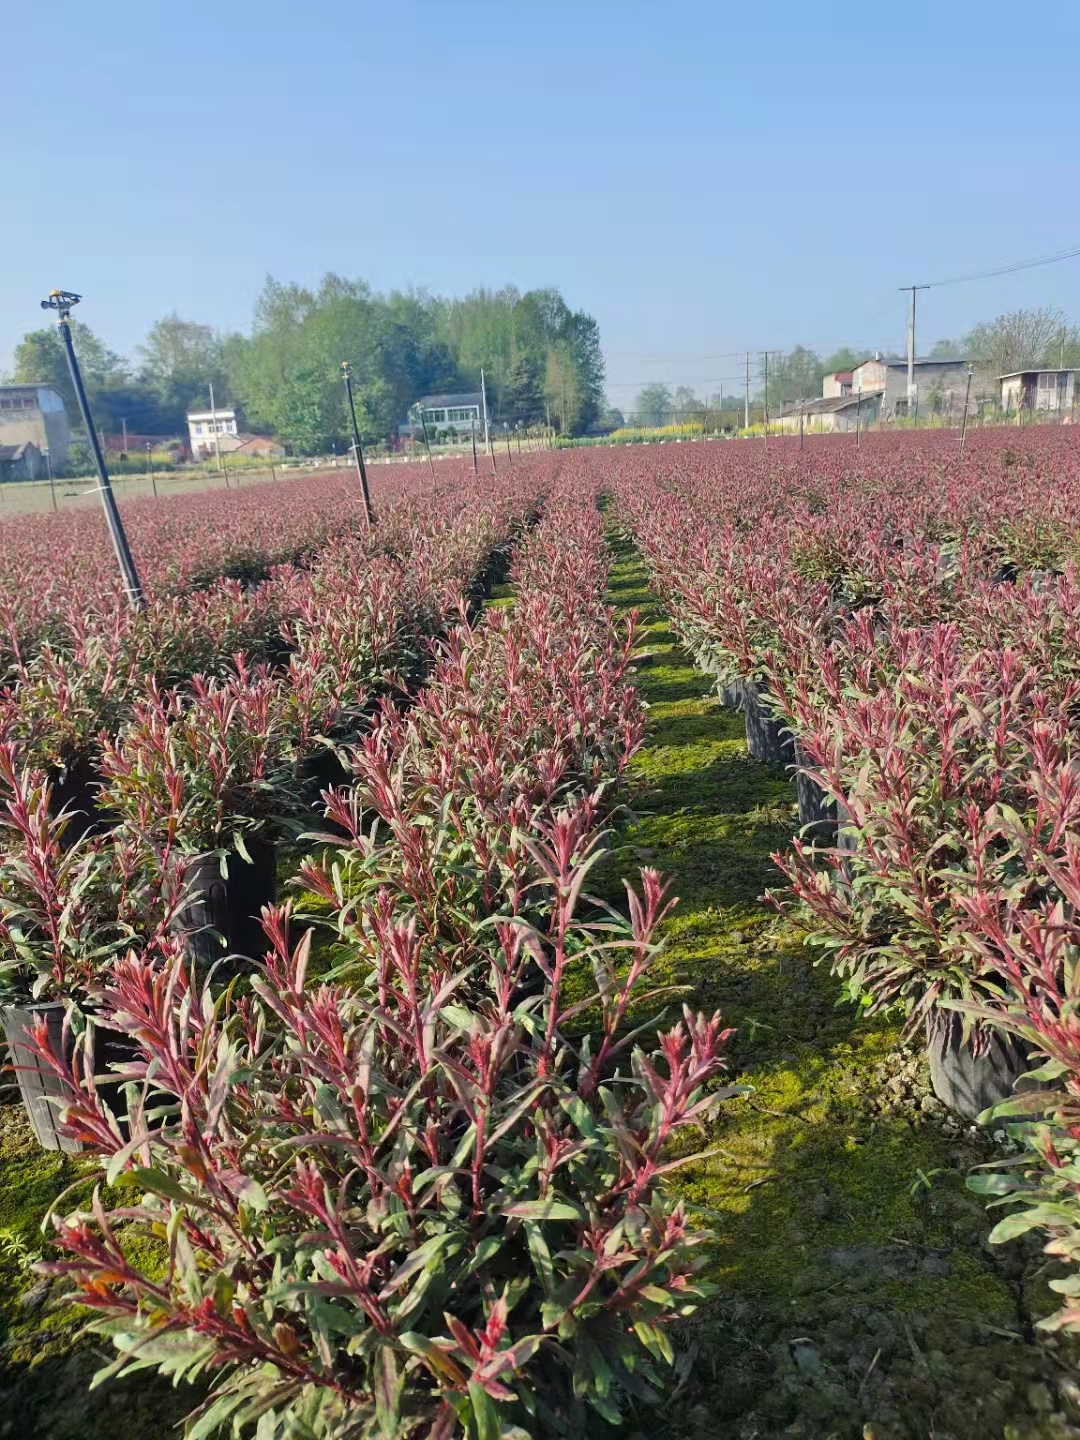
<box><xmin>544</xmin><ymin>343</ymin><xmax>581</xmax><ymax>433</ymax></box>
<box><xmin>137</xmin><ymin>315</ymin><xmax>228</xmax><ymax>430</ymax></box>
<box><xmin>13</xmin><ymin>322</ymin><xmax>127</xmax><ymax>420</ymax></box>
<box><xmin>766</xmin><ymin>346</ymin><xmax>824</xmax><ymax>406</ymax></box>
<box><xmin>964</xmin><ymin>307</ymin><xmax>1070</xmax><ymax>377</ymax></box>
<box><xmin>504</xmin><ymin>351</ymin><xmax>544</xmax><ymax>426</ymax></box>
<box><xmin>820</xmin><ymin>347</ymin><xmax>869</xmax><ymax>377</ymax></box>
<box><xmin>634</xmin><ymin>384</ymin><xmax>674</xmax><ymax>427</ymax></box>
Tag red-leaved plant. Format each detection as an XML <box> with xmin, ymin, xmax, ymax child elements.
<box><xmin>38</xmin><ymin>804</ymin><xmax>735</xmax><ymax>1439</ymax></box>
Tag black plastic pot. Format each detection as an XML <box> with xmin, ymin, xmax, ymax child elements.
<box><xmin>1</xmin><ymin>1002</ymin><xmax>140</xmax><ymax>1152</ymax></box>
<box><xmin>171</xmin><ymin>840</ymin><xmax>277</xmax><ymax>968</ymax></box>
<box><xmin>2</xmin><ymin>1003</ymin><xmax>83</xmax><ymax>1153</ymax></box>
<box><xmin>795</xmin><ymin>741</ymin><xmax>838</xmax><ymax>843</ymax></box>
<box><xmin>740</xmin><ymin>682</ymin><xmax>796</xmax><ymax>767</ymax></box>
<box><xmin>717</xmin><ymin>677</ymin><xmax>743</xmax><ymax>711</ymax></box>
<box><xmin>926</xmin><ymin>1011</ymin><xmax>1035</xmax><ymax>1122</ymax></box>
<box><xmin>49</xmin><ymin>753</ymin><xmax>114</xmax><ymax>846</ymax></box>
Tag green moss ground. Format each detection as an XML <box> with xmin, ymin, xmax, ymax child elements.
<box><xmin>604</xmin><ymin>539</ymin><xmax>1080</xmax><ymax>1440</ymax></box>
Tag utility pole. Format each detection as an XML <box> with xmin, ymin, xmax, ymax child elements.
<box><xmin>41</xmin><ymin>290</ymin><xmax>144</xmax><ymax>610</ymax></box>
<box><xmin>901</xmin><ymin>285</ymin><xmax>929</xmax><ymax>416</ymax></box>
<box><xmin>146</xmin><ymin>441</ymin><xmax>157</xmax><ymax>498</ymax></box>
<box><xmin>121</xmin><ymin>416</ymin><xmax>128</xmax><ymax>457</ymax></box>
<box><xmin>208</xmin><ymin>382</ymin><xmax>224</xmax><ymax>479</ymax></box>
<box><xmin>856</xmin><ymin>385</ymin><xmax>862</xmax><ymax>449</ymax></box>
<box><xmin>701</xmin><ymin>392</ymin><xmax>708</xmax><ymax>440</ymax></box>
<box><xmin>340</xmin><ymin>361</ymin><xmax>374</xmax><ymax>527</ymax></box>
<box><xmin>745</xmin><ymin>352</ymin><xmax>750</xmax><ymax>431</ymax></box>
<box><xmin>762</xmin><ymin>351</ymin><xmax>769</xmax><ymax>445</ymax></box>
<box><xmin>471</xmin><ymin>418</ymin><xmax>479</xmax><ymax>476</ymax></box>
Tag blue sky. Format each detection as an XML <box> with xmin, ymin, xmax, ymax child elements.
<box><xmin>5</xmin><ymin>0</ymin><xmax>1080</xmax><ymax>406</ymax></box>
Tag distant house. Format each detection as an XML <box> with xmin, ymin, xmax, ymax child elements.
<box><xmin>999</xmin><ymin>369</ymin><xmax>1077</xmax><ymax>414</ymax></box>
<box><xmin>0</xmin><ymin>384</ymin><xmax>71</xmax><ymax>471</ymax></box>
<box><xmin>878</xmin><ymin>358</ymin><xmax>974</xmax><ymax>420</ymax></box>
<box><xmin>234</xmin><ymin>435</ymin><xmax>286</xmax><ymax>458</ymax></box>
<box><xmin>822</xmin><ymin>371</ymin><xmax>853</xmax><ymax>399</ymax></box>
<box><xmin>186</xmin><ymin>404</ymin><xmax>242</xmax><ymax>458</ymax></box>
<box><xmin>404</xmin><ymin>393</ymin><xmax>485</xmax><ymax>438</ymax></box>
<box><xmin>772</xmin><ymin>392</ymin><xmax>881</xmax><ymax>434</ymax></box>
<box><xmin>185</xmin><ymin>405</ymin><xmax>278</xmax><ymax>460</ymax></box>
<box><xmin>103</xmin><ymin>432</ymin><xmax>181</xmax><ymax>456</ymax></box>
<box><xmin>0</xmin><ymin>441</ymin><xmax>44</xmax><ymax>481</ymax></box>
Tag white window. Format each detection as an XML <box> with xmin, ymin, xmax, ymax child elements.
<box><xmin>195</xmin><ymin>423</ymin><xmax>204</xmax><ymax>435</ymax></box>
<box><xmin>446</xmin><ymin>407</ymin><xmax>477</xmax><ymax>422</ymax></box>
<box><xmin>424</xmin><ymin>409</ymin><xmax>447</xmax><ymax>424</ymax></box>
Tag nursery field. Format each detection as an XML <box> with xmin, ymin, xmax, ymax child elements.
<box><xmin>2</xmin><ymin>431</ymin><xmax>1080</xmax><ymax>1438</ymax></box>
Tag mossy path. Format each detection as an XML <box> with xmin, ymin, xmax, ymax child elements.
<box><xmin>605</xmin><ymin>538</ymin><xmax>1080</xmax><ymax>1440</ymax></box>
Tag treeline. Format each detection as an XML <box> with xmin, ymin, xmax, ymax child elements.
<box><xmin>6</xmin><ymin>278</ymin><xmax>605</xmax><ymax>450</ymax></box>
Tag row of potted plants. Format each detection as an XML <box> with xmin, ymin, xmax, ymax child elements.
<box><xmin>0</xmin><ymin>480</ymin><xmax>540</xmax><ymax>1149</ymax></box>
<box><xmin>604</xmin><ymin>431</ymin><xmax>1080</xmax><ymax>1328</ymax></box>
<box><xmin>29</xmin><ymin>488</ymin><xmax>735</xmax><ymax>1437</ymax></box>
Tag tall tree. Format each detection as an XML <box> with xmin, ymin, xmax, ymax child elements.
<box><xmin>964</xmin><ymin>307</ymin><xmax>1071</xmax><ymax>377</ymax></box>
<box><xmin>138</xmin><ymin>315</ymin><xmax>228</xmax><ymax>430</ymax></box>
<box><xmin>672</xmin><ymin>386</ymin><xmax>702</xmax><ymax>420</ymax></box>
<box><xmin>765</xmin><ymin>346</ymin><xmax>824</xmax><ymax>406</ymax></box>
<box><xmin>634</xmin><ymin>384</ymin><xmax>674</xmax><ymax>427</ymax></box>
<box><xmin>820</xmin><ymin>347</ymin><xmax>870</xmax><ymax>377</ymax></box>
<box><xmin>13</xmin><ymin>322</ymin><xmax>127</xmax><ymax>419</ymax></box>
<box><xmin>544</xmin><ymin>343</ymin><xmax>581</xmax><ymax>433</ymax></box>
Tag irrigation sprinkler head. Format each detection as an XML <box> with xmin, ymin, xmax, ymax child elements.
<box><xmin>341</xmin><ymin>361</ymin><xmax>352</xmax><ymax>382</ymax></box>
<box><xmin>40</xmin><ymin>290</ymin><xmax>82</xmax><ymax>322</ymax></box>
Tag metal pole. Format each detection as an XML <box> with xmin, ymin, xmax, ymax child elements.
<box><xmin>471</xmin><ymin>418</ymin><xmax>478</xmax><ymax>476</ymax></box>
<box><xmin>959</xmin><ymin>368</ymin><xmax>973</xmax><ymax>457</ymax></box>
<box><xmin>763</xmin><ymin>351</ymin><xmax>768</xmax><ymax>445</ymax></box>
<box><xmin>856</xmin><ymin>386</ymin><xmax>862</xmax><ymax>448</ymax></box>
<box><xmin>418</xmin><ymin>407</ymin><xmax>436</xmax><ymax>484</ymax></box>
<box><xmin>907</xmin><ymin>286</ymin><xmax>915</xmax><ymax>408</ymax></box>
<box><xmin>744</xmin><ymin>352</ymin><xmax>750</xmax><ymax>431</ymax></box>
<box><xmin>341</xmin><ymin>362</ymin><xmax>374</xmax><ymax>527</ymax></box>
<box><xmin>44</xmin><ymin>447</ymin><xmax>57</xmax><ymax>511</ymax></box>
<box><xmin>44</xmin><ymin>291</ymin><xmax>144</xmax><ymax>609</ymax></box>
<box><xmin>146</xmin><ymin>441</ymin><xmax>157</xmax><ymax>498</ymax></box>
<box><xmin>505</xmin><ymin>431</ymin><xmax>512</xmax><ymax>464</ymax></box>
<box><xmin>799</xmin><ymin>413</ymin><xmax>804</xmax><ymax>450</ymax></box>
<box><xmin>480</xmin><ymin>369</ymin><xmax>491</xmax><ymax>452</ymax></box>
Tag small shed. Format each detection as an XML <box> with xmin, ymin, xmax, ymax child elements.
<box><xmin>771</xmin><ymin>392</ymin><xmax>880</xmax><ymax>435</ymax></box>
<box><xmin>0</xmin><ymin>441</ymin><xmax>43</xmax><ymax>481</ymax></box>
<box><xmin>999</xmin><ymin>369</ymin><xmax>1077</xmax><ymax>414</ymax></box>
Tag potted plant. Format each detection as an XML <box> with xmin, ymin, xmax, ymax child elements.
<box><xmin>770</xmin><ymin>632</ymin><xmax>1052</xmax><ymax>1119</ymax></box>
<box><xmin>0</xmin><ymin>744</ymin><xmax>171</xmax><ymax>1150</ymax></box>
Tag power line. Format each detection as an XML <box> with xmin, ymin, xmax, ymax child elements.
<box><xmin>913</xmin><ymin>241</ymin><xmax>1080</xmax><ymax>291</ymax></box>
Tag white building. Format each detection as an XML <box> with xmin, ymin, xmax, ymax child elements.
<box><xmin>187</xmin><ymin>405</ymin><xmax>242</xmax><ymax>459</ymax></box>
<box><xmin>413</xmin><ymin>393</ymin><xmax>484</xmax><ymax>437</ymax></box>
